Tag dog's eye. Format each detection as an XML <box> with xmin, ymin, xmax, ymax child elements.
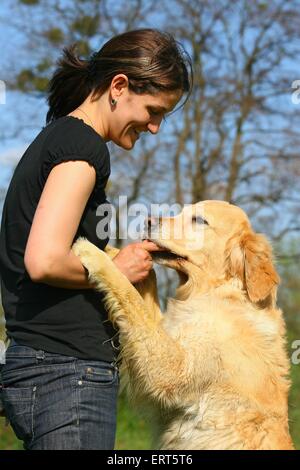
<box><xmin>191</xmin><ymin>216</ymin><xmax>209</xmax><ymax>225</ymax></box>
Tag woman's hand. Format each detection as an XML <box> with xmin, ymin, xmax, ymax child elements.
<box><xmin>112</xmin><ymin>240</ymin><xmax>161</xmax><ymax>284</ymax></box>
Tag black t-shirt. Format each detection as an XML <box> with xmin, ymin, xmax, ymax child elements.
<box><xmin>0</xmin><ymin>116</ymin><xmax>118</xmax><ymax>362</ymax></box>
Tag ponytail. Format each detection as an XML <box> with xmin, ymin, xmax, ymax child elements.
<box><xmin>46</xmin><ymin>45</ymin><xmax>93</xmax><ymax>123</ymax></box>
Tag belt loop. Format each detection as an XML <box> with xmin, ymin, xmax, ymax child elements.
<box><xmin>111</xmin><ymin>353</ymin><xmax>122</xmax><ymax>370</ymax></box>
<box><xmin>36</xmin><ymin>349</ymin><xmax>45</xmax><ymax>361</ymax></box>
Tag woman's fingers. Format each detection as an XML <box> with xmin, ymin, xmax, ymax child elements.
<box><xmin>140</xmin><ymin>239</ymin><xmax>163</xmax><ymax>252</ymax></box>
<box><xmin>112</xmin><ymin>242</ymin><xmax>155</xmax><ymax>283</ymax></box>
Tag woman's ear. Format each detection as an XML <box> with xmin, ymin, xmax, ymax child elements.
<box><xmin>110</xmin><ymin>74</ymin><xmax>129</xmax><ymax>98</ymax></box>
<box><xmin>225</xmin><ymin>230</ymin><xmax>280</xmax><ymax>303</ymax></box>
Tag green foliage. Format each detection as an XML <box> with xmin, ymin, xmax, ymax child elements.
<box><xmin>19</xmin><ymin>0</ymin><xmax>39</xmax><ymax>5</ymax></box>
<box><xmin>257</xmin><ymin>2</ymin><xmax>268</xmax><ymax>9</ymax></box>
<box><xmin>115</xmin><ymin>392</ymin><xmax>151</xmax><ymax>449</ymax></box>
<box><xmin>71</xmin><ymin>15</ymin><xmax>100</xmax><ymax>37</ymax></box>
<box><xmin>36</xmin><ymin>59</ymin><xmax>52</xmax><ymax>73</ymax></box>
<box><xmin>13</xmin><ymin>9</ymin><xmax>99</xmax><ymax>94</ymax></box>
<box><xmin>289</xmin><ymin>360</ymin><xmax>300</xmax><ymax>449</ymax></box>
<box><xmin>16</xmin><ymin>69</ymin><xmax>48</xmax><ymax>93</ymax></box>
<box><xmin>33</xmin><ymin>77</ymin><xmax>49</xmax><ymax>92</ymax></box>
<box><xmin>75</xmin><ymin>40</ymin><xmax>92</xmax><ymax>57</ymax></box>
<box><xmin>44</xmin><ymin>28</ymin><xmax>64</xmax><ymax>44</ymax></box>
<box><xmin>16</xmin><ymin>69</ymin><xmax>35</xmax><ymax>91</ymax></box>
<box><xmin>277</xmin><ymin>240</ymin><xmax>300</xmax><ymax>339</ymax></box>
<box><xmin>0</xmin><ymin>419</ymin><xmax>23</xmax><ymax>450</ymax></box>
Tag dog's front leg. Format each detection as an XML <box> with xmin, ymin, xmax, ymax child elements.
<box><xmin>104</xmin><ymin>244</ymin><xmax>120</xmax><ymax>259</ymax></box>
<box><xmin>72</xmin><ymin>238</ymin><xmax>193</xmax><ymax>408</ymax></box>
<box><xmin>134</xmin><ymin>269</ymin><xmax>162</xmax><ymax>324</ymax></box>
<box><xmin>105</xmin><ymin>245</ymin><xmax>162</xmax><ymax>324</ymax></box>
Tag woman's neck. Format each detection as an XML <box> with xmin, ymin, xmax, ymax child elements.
<box><xmin>68</xmin><ymin>93</ymin><xmax>109</xmax><ymax>141</ymax></box>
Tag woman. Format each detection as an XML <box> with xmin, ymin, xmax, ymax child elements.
<box><xmin>0</xmin><ymin>28</ymin><xmax>192</xmax><ymax>450</ymax></box>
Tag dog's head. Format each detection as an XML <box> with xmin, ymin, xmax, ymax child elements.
<box><xmin>148</xmin><ymin>200</ymin><xmax>279</xmax><ymax>304</ymax></box>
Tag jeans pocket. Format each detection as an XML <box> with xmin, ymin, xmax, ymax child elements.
<box><xmin>81</xmin><ymin>364</ymin><xmax>118</xmax><ymax>388</ymax></box>
<box><xmin>1</xmin><ymin>386</ymin><xmax>36</xmax><ymax>443</ymax></box>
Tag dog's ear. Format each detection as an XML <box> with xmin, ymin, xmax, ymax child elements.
<box><xmin>242</xmin><ymin>232</ymin><xmax>280</xmax><ymax>303</ymax></box>
<box><xmin>225</xmin><ymin>230</ymin><xmax>280</xmax><ymax>303</ymax></box>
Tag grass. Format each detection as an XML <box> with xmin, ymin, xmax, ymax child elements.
<box><xmin>288</xmin><ymin>329</ymin><xmax>300</xmax><ymax>450</ymax></box>
<box><xmin>0</xmin><ymin>419</ymin><xmax>23</xmax><ymax>450</ymax></box>
<box><xmin>289</xmin><ymin>364</ymin><xmax>300</xmax><ymax>449</ymax></box>
<box><xmin>115</xmin><ymin>393</ymin><xmax>151</xmax><ymax>450</ymax></box>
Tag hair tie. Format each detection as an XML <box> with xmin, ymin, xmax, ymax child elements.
<box><xmin>87</xmin><ymin>52</ymin><xmax>98</xmax><ymax>77</ymax></box>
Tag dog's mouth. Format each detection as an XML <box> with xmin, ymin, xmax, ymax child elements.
<box><xmin>152</xmin><ymin>250</ymin><xmax>187</xmax><ymax>262</ymax></box>
<box><xmin>145</xmin><ymin>239</ymin><xmax>188</xmax><ymax>262</ymax></box>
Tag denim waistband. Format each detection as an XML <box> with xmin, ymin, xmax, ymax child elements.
<box><xmin>6</xmin><ymin>338</ymin><xmax>119</xmax><ymax>369</ymax></box>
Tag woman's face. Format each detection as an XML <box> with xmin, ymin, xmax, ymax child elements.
<box><xmin>107</xmin><ymin>79</ymin><xmax>182</xmax><ymax>150</ymax></box>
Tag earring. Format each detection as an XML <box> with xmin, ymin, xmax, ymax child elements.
<box><xmin>111</xmin><ymin>98</ymin><xmax>117</xmax><ymax>106</ymax></box>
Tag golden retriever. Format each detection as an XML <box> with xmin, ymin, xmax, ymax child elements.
<box><xmin>72</xmin><ymin>200</ymin><xmax>294</xmax><ymax>450</ymax></box>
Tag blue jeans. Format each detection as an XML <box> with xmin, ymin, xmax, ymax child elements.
<box><xmin>0</xmin><ymin>339</ymin><xmax>119</xmax><ymax>450</ymax></box>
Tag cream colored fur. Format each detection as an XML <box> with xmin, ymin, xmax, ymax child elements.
<box><xmin>72</xmin><ymin>200</ymin><xmax>294</xmax><ymax>450</ymax></box>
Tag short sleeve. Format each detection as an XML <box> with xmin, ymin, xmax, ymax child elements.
<box><xmin>40</xmin><ymin>117</ymin><xmax>111</xmax><ymax>196</ymax></box>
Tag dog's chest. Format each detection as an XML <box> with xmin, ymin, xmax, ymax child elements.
<box><xmin>161</xmin><ymin>298</ymin><xmax>231</xmax><ymax>341</ymax></box>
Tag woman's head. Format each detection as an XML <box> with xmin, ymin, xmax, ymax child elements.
<box><xmin>47</xmin><ymin>29</ymin><xmax>192</xmax><ymax>149</ymax></box>
<box><xmin>46</xmin><ymin>28</ymin><xmax>193</xmax><ymax>147</ymax></box>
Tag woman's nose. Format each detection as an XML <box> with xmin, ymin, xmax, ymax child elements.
<box><xmin>147</xmin><ymin>122</ymin><xmax>161</xmax><ymax>134</ymax></box>
<box><xmin>147</xmin><ymin>115</ymin><xmax>163</xmax><ymax>134</ymax></box>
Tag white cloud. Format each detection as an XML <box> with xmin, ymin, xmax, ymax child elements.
<box><xmin>0</xmin><ymin>145</ymin><xmax>28</xmax><ymax>167</ymax></box>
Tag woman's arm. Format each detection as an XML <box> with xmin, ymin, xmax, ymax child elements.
<box><xmin>24</xmin><ymin>160</ymin><xmax>97</xmax><ymax>289</ymax></box>
<box><xmin>24</xmin><ymin>160</ymin><xmax>159</xmax><ymax>289</ymax></box>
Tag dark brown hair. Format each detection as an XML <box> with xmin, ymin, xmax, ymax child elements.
<box><xmin>46</xmin><ymin>28</ymin><xmax>193</xmax><ymax>123</ymax></box>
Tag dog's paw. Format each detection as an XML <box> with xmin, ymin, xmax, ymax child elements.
<box><xmin>104</xmin><ymin>245</ymin><xmax>120</xmax><ymax>259</ymax></box>
<box><xmin>72</xmin><ymin>237</ymin><xmax>105</xmax><ymax>275</ymax></box>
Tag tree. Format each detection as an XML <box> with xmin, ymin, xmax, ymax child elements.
<box><xmin>1</xmin><ymin>0</ymin><xmax>300</xmax><ymax>300</ymax></box>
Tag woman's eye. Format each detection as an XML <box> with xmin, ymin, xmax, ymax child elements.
<box><xmin>148</xmin><ymin>109</ymin><xmax>167</xmax><ymax>122</ymax></box>
<box><xmin>192</xmin><ymin>216</ymin><xmax>209</xmax><ymax>225</ymax></box>
<box><xmin>149</xmin><ymin>109</ymin><xmax>161</xmax><ymax>116</ymax></box>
